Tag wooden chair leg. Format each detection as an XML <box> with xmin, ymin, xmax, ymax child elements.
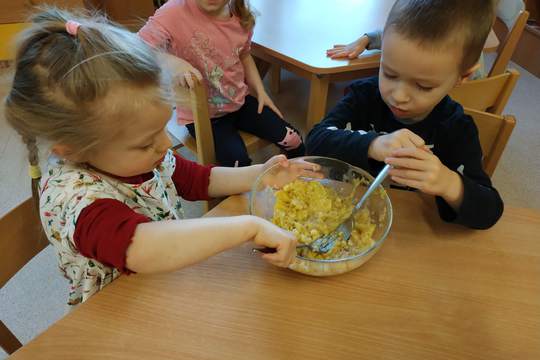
<box><xmin>0</xmin><ymin>321</ymin><xmax>22</xmax><ymax>355</ymax></box>
<box><xmin>270</xmin><ymin>64</ymin><xmax>281</xmax><ymax>94</ymax></box>
<box><xmin>253</xmin><ymin>56</ymin><xmax>271</xmax><ymax>79</ymax></box>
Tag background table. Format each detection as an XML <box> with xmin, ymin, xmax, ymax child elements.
<box><xmin>250</xmin><ymin>0</ymin><xmax>500</xmax><ymax>129</ymax></box>
<box><xmin>11</xmin><ymin>189</ymin><xmax>540</xmax><ymax>359</ymax></box>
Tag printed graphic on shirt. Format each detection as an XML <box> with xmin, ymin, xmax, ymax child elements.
<box><xmin>181</xmin><ymin>31</ymin><xmax>245</xmax><ymax>109</ymax></box>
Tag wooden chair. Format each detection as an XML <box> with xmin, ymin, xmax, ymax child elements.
<box><xmin>464</xmin><ymin>107</ymin><xmax>516</xmax><ymax>177</ymax></box>
<box><xmin>0</xmin><ymin>198</ymin><xmax>49</xmax><ymax>355</ymax></box>
<box><xmin>166</xmin><ymin>82</ymin><xmax>272</xmax><ymax>211</ymax></box>
<box><xmin>489</xmin><ymin>10</ymin><xmax>530</xmax><ymax>76</ymax></box>
<box><xmin>449</xmin><ymin>69</ymin><xmax>520</xmax><ymax>115</ymax></box>
<box><xmin>167</xmin><ymin>82</ymin><xmax>272</xmax><ymax>166</ymax></box>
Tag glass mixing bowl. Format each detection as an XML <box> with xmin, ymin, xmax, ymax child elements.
<box><xmin>249</xmin><ymin>156</ymin><xmax>393</xmax><ymax>276</ymax></box>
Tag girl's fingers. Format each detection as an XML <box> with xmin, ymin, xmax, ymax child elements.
<box><xmin>257</xmin><ymin>100</ymin><xmax>264</xmax><ymax>114</ymax></box>
<box><xmin>191</xmin><ymin>68</ymin><xmax>203</xmax><ymax>81</ymax></box>
<box><xmin>184</xmin><ymin>72</ymin><xmax>194</xmax><ymax>88</ymax></box>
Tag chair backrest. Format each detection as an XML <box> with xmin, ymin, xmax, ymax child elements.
<box><xmin>489</xmin><ymin>10</ymin><xmax>530</xmax><ymax>77</ymax></box>
<box><xmin>0</xmin><ymin>197</ymin><xmax>48</xmax><ymax>354</ymax></box>
<box><xmin>0</xmin><ymin>22</ymin><xmax>29</xmax><ymax>61</ymax></box>
<box><xmin>190</xmin><ymin>82</ymin><xmax>216</xmax><ymax>165</ymax></box>
<box><xmin>449</xmin><ymin>69</ymin><xmax>519</xmax><ymax>115</ymax></box>
<box><xmin>464</xmin><ymin>107</ymin><xmax>516</xmax><ymax>177</ymax></box>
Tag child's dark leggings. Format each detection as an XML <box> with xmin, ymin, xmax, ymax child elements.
<box><xmin>186</xmin><ymin>95</ymin><xmax>305</xmax><ymax>167</ymax></box>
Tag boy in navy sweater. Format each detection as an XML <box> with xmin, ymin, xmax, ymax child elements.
<box><xmin>307</xmin><ymin>0</ymin><xmax>503</xmax><ymax>229</ymax></box>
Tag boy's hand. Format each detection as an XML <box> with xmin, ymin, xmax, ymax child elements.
<box><xmin>262</xmin><ymin>155</ymin><xmax>323</xmax><ymax>189</ymax></box>
<box><xmin>368</xmin><ymin>129</ymin><xmax>425</xmax><ymax>162</ymax></box>
<box><xmin>257</xmin><ymin>90</ymin><xmax>284</xmax><ymax>118</ymax></box>
<box><xmin>252</xmin><ymin>217</ymin><xmax>297</xmax><ymax>267</ymax></box>
<box><xmin>384</xmin><ymin>147</ymin><xmax>464</xmax><ymax>206</ymax></box>
<box><xmin>326</xmin><ymin>35</ymin><xmax>369</xmax><ymax>59</ymax></box>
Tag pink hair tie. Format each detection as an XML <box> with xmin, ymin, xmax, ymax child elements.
<box><xmin>65</xmin><ymin>20</ymin><xmax>81</xmax><ymax>36</ymax></box>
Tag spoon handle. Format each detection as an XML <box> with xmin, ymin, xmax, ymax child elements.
<box><xmin>354</xmin><ymin>164</ymin><xmax>391</xmax><ymax>213</ymax></box>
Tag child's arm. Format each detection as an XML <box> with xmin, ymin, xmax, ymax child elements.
<box><xmin>208</xmin><ymin>155</ymin><xmax>322</xmax><ymax>197</ymax></box>
<box><xmin>384</xmin><ymin>121</ymin><xmax>503</xmax><ymax>229</ymax></box>
<box><xmin>126</xmin><ymin>215</ymin><xmax>296</xmax><ymax>273</ymax></box>
<box><xmin>326</xmin><ymin>30</ymin><xmax>382</xmax><ymax>59</ymax></box>
<box><xmin>241</xmin><ymin>54</ymin><xmax>283</xmax><ymax>118</ymax></box>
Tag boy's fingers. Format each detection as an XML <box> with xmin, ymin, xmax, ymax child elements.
<box><xmin>390</xmin><ymin>175</ymin><xmax>423</xmax><ymax>190</ymax></box>
<box><xmin>386</xmin><ymin>156</ymin><xmax>427</xmax><ymax>171</ymax></box>
<box><xmin>390</xmin><ymin>146</ymin><xmax>430</xmax><ymax>160</ymax></box>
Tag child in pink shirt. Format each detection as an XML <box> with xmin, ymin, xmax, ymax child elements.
<box><xmin>139</xmin><ymin>0</ymin><xmax>305</xmax><ymax>166</ymax></box>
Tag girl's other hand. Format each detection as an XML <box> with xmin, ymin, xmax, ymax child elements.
<box><xmin>262</xmin><ymin>155</ymin><xmax>323</xmax><ymax>188</ymax></box>
<box><xmin>177</xmin><ymin>66</ymin><xmax>203</xmax><ymax>89</ymax></box>
<box><xmin>326</xmin><ymin>35</ymin><xmax>369</xmax><ymax>59</ymax></box>
<box><xmin>252</xmin><ymin>217</ymin><xmax>297</xmax><ymax>267</ymax></box>
<box><xmin>257</xmin><ymin>90</ymin><xmax>284</xmax><ymax>119</ymax></box>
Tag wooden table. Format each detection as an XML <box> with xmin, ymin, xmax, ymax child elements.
<box><xmin>250</xmin><ymin>0</ymin><xmax>500</xmax><ymax>129</ymax></box>
<box><xmin>11</xmin><ymin>189</ymin><xmax>540</xmax><ymax>359</ymax></box>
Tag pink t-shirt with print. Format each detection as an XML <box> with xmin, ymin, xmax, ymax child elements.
<box><xmin>139</xmin><ymin>0</ymin><xmax>252</xmax><ymax>124</ymax></box>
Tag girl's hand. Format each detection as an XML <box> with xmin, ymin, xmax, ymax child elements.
<box><xmin>257</xmin><ymin>90</ymin><xmax>284</xmax><ymax>119</ymax></box>
<box><xmin>326</xmin><ymin>35</ymin><xmax>369</xmax><ymax>59</ymax></box>
<box><xmin>176</xmin><ymin>65</ymin><xmax>203</xmax><ymax>89</ymax></box>
<box><xmin>368</xmin><ymin>129</ymin><xmax>426</xmax><ymax>162</ymax></box>
<box><xmin>384</xmin><ymin>147</ymin><xmax>461</xmax><ymax>199</ymax></box>
<box><xmin>252</xmin><ymin>217</ymin><xmax>297</xmax><ymax>267</ymax></box>
<box><xmin>262</xmin><ymin>155</ymin><xmax>323</xmax><ymax>188</ymax></box>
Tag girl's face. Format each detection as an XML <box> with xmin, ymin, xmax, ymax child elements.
<box><xmin>82</xmin><ymin>87</ymin><xmax>173</xmax><ymax>177</ymax></box>
<box><xmin>194</xmin><ymin>0</ymin><xmax>230</xmax><ymax>17</ymax></box>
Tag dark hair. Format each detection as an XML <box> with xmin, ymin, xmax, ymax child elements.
<box><xmin>383</xmin><ymin>0</ymin><xmax>497</xmax><ymax>72</ymax></box>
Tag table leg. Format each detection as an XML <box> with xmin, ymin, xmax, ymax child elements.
<box><xmin>253</xmin><ymin>56</ymin><xmax>271</xmax><ymax>79</ymax></box>
<box><xmin>270</xmin><ymin>64</ymin><xmax>281</xmax><ymax>94</ymax></box>
<box><xmin>306</xmin><ymin>74</ymin><xmax>330</xmax><ymax>130</ymax></box>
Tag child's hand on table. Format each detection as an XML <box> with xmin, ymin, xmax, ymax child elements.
<box><xmin>368</xmin><ymin>129</ymin><xmax>426</xmax><ymax>162</ymax></box>
<box><xmin>326</xmin><ymin>35</ymin><xmax>370</xmax><ymax>59</ymax></box>
<box><xmin>262</xmin><ymin>155</ymin><xmax>323</xmax><ymax>189</ymax></box>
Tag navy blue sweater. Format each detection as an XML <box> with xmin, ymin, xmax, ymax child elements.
<box><xmin>306</xmin><ymin>77</ymin><xmax>503</xmax><ymax>229</ymax></box>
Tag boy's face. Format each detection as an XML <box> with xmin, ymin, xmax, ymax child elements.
<box><xmin>379</xmin><ymin>29</ymin><xmax>465</xmax><ymax>122</ymax></box>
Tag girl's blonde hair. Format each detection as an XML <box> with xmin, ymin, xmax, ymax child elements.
<box><xmin>4</xmin><ymin>7</ymin><xmax>169</xmax><ymax>208</ymax></box>
<box><xmin>231</xmin><ymin>0</ymin><xmax>256</xmax><ymax>31</ymax></box>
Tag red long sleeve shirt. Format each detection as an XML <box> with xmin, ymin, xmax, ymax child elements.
<box><xmin>73</xmin><ymin>154</ymin><xmax>214</xmax><ymax>272</ymax></box>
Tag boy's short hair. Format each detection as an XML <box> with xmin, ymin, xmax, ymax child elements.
<box><xmin>383</xmin><ymin>0</ymin><xmax>497</xmax><ymax>72</ymax></box>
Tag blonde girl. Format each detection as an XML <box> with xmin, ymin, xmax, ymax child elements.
<box><xmin>4</xmin><ymin>8</ymin><xmax>318</xmax><ymax>305</ymax></box>
<box><xmin>139</xmin><ymin>0</ymin><xmax>305</xmax><ymax>167</ymax></box>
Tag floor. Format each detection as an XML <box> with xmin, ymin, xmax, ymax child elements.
<box><xmin>1</xmin><ymin>55</ymin><xmax>540</xmax><ymax>357</ymax></box>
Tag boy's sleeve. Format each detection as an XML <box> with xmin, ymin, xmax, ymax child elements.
<box><xmin>137</xmin><ymin>1</ymin><xmax>177</xmax><ymax>50</ymax></box>
<box><xmin>435</xmin><ymin>118</ymin><xmax>504</xmax><ymax>229</ymax></box>
<box><xmin>306</xmin><ymin>82</ymin><xmax>380</xmax><ymax>170</ymax></box>
<box><xmin>172</xmin><ymin>154</ymin><xmax>215</xmax><ymax>201</ymax></box>
<box><xmin>365</xmin><ymin>30</ymin><xmax>383</xmax><ymax>50</ymax></box>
